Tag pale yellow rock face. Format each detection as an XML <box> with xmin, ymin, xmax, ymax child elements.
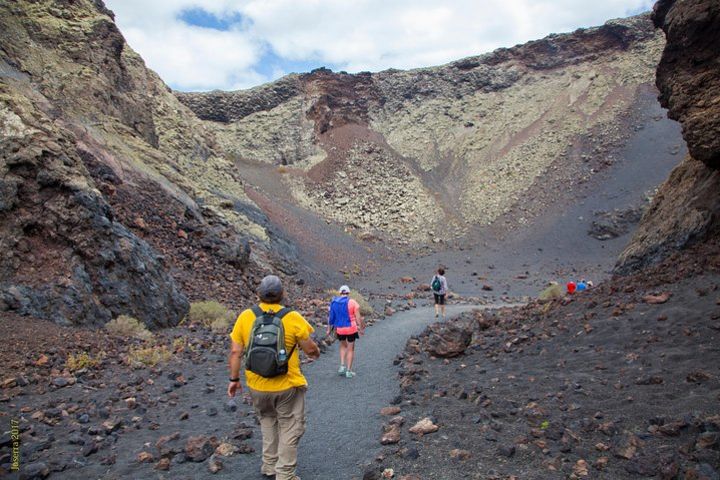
<box><xmin>370</xmin><ymin>37</ymin><xmax>664</xmax><ymax>227</ymax></box>
<box><xmin>291</xmin><ymin>141</ymin><xmax>446</xmax><ymax>243</ymax></box>
<box><xmin>211</xmin><ymin>97</ymin><xmax>326</xmax><ymax>170</ymax></box>
<box><xmin>178</xmin><ymin>16</ymin><xmax>665</xmax><ymax>246</ymax></box>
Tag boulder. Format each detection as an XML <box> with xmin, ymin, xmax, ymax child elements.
<box><xmin>185</xmin><ymin>435</ymin><xmax>218</xmax><ymax>462</ymax></box>
<box><xmin>422</xmin><ymin>321</ymin><xmax>472</xmax><ymax>358</ymax></box>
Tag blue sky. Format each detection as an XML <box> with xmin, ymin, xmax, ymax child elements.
<box><xmin>177</xmin><ymin>7</ymin><xmax>337</xmax><ymax>78</ymax></box>
<box><xmin>106</xmin><ymin>0</ymin><xmax>655</xmax><ymax>92</ymax></box>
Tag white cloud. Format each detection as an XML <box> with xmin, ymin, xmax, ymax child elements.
<box><xmin>105</xmin><ymin>0</ymin><xmax>656</xmax><ymax>91</ymax></box>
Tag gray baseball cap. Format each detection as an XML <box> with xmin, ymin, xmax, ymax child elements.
<box><xmin>258</xmin><ymin>275</ymin><xmax>283</xmax><ymax>303</ymax></box>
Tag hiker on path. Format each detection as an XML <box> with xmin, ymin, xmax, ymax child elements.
<box><xmin>327</xmin><ymin>285</ymin><xmax>365</xmax><ymax>378</ymax></box>
<box><xmin>431</xmin><ymin>268</ymin><xmax>449</xmax><ymax>318</ymax></box>
<box><xmin>228</xmin><ymin>275</ymin><xmax>320</xmax><ymax>480</ymax></box>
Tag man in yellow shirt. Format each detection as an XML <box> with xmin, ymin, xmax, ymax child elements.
<box><xmin>228</xmin><ymin>275</ymin><xmax>320</xmax><ymax>480</ymax></box>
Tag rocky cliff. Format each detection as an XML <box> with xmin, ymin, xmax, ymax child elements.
<box><xmin>0</xmin><ymin>0</ymin><xmax>296</xmax><ymax>326</ymax></box>
<box><xmin>177</xmin><ymin>14</ymin><xmax>668</xmax><ymax>245</ymax></box>
<box><xmin>617</xmin><ymin>0</ymin><xmax>720</xmax><ymax>272</ymax></box>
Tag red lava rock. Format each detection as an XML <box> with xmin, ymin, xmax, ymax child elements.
<box><xmin>177</xmin><ymin>229</ymin><xmax>188</xmax><ymax>239</ymax></box>
<box><xmin>185</xmin><ymin>435</ymin><xmax>218</xmax><ymax>462</ymax></box>
<box><xmin>154</xmin><ymin>458</ymin><xmax>170</xmax><ymax>470</ymax></box>
<box><xmin>573</xmin><ymin>459</ymin><xmax>589</xmax><ymax>476</ymax></box>
<box><xmin>381</xmin><ymin>424</ymin><xmax>401</xmax><ymax>445</ymax></box>
<box><xmin>1</xmin><ymin>378</ymin><xmax>16</xmax><ymax>389</ymax></box>
<box><xmin>449</xmin><ymin>448</ymin><xmax>471</xmax><ymax>460</ymax></box>
<box><xmin>613</xmin><ymin>433</ymin><xmax>640</xmax><ymax>459</ymax></box>
<box><xmin>422</xmin><ymin>322</ymin><xmax>472</xmax><ymax>358</ymax></box>
<box><xmin>409</xmin><ymin>418</ymin><xmax>439</xmax><ymax>435</ymax></box>
<box><xmin>380</xmin><ymin>406</ymin><xmax>401</xmax><ymax>416</ymax></box>
<box><xmin>137</xmin><ymin>451</ymin><xmax>154</xmax><ymax>463</ymax></box>
<box><xmin>207</xmin><ymin>455</ymin><xmax>223</xmax><ymax>473</ymax></box>
<box><xmin>389</xmin><ymin>416</ymin><xmax>405</xmax><ymax>427</ymax></box>
<box><xmin>643</xmin><ymin>292</ymin><xmax>671</xmax><ymax>304</ymax></box>
<box><xmin>133</xmin><ymin>217</ymin><xmax>148</xmax><ymax>230</ymax></box>
<box><xmin>594</xmin><ymin>457</ymin><xmax>609</xmax><ymax>470</ymax></box>
<box><xmin>686</xmin><ymin>370</ymin><xmax>712</xmax><ymax>383</ymax></box>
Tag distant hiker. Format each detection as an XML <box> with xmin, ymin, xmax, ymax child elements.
<box><xmin>576</xmin><ymin>279</ymin><xmax>588</xmax><ymax>292</ymax></box>
<box><xmin>228</xmin><ymin>275</ymin><xmax>320</xmax><ymax>480</ymax></box>
<box><xmin>431</xmin><ymin>268</ymin><xmax>449</xmax><ymax>318</ymax></box>
<box><xmin>566</xmin><ymin>281</ymin><xmax>577</xmax><ymax>295</ymax></box>
<box><xmin>327</xmin><ymin>285</ymin><xmax>365</xmax><ymax>378</ymax></box>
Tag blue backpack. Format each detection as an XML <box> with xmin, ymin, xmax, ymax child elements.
<box><xmin>329</xmin><ymin>296</ymin><xmax>351</xmax><ymax>328</ymax></box>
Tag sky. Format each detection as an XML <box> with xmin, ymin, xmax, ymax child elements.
<box><xmin>104</xmin><ymin>0</ymin><xmax>655</xmax><ymax>92</ymax></box>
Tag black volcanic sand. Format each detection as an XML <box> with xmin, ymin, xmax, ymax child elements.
<box><xmin>0</xmin><ymin>303</ymin><xmax>488</xmax><ymax>479</ymax></box>
<box><xmin>376</xmin><ymin>273</ymin><xmax>720</xmax><ymax>479</ymax></box>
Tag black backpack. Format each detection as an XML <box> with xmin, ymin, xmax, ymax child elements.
<box><xmin>245</xmin><ymin>306</ymin><xmax>296</xmax><ymax>378</ymax></box>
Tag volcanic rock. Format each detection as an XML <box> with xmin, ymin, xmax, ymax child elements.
<box><xmin>185</xmin><ymin>435</ymin><xmax>218</xmax><ymax>462</ymax></box>
<box><xmin>421</xmin><ymin>321</ymin><xmax>472</xmax><ymax>358</ymax></box>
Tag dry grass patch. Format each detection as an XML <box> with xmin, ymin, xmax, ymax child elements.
<box><xmin>186</xmin><ymin>301</ymin><xmax>236</xmax><ymax>333</ymax></box>
<box><xmin>105</xmin><ymin>315</ymin><xmax>153</xmax><ymax>341</ymax></box>
<box><xmin>538</xmin><ymin>283</ymin><xmax>565</xmax><ymax>302</ymax></box>
<box><xmin>127</xmin><ymin>345</ymin><xmax>172</xmax><ymax>368</ymax></box>
<box><xmin>66</xmin><ymin>352</ymin><xmax>103</xmax><ymax>371</ymax></box>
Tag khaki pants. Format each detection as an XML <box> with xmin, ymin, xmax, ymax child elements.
<box><xmin>249</xmin><ymin>386</ymin><xmax>306</xmax><ymax>480</ymax></box>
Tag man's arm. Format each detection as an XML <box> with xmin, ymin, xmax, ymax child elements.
<box><xmin>298</xmin><ymin>337</ymin><xmax>320</xmax><ymax>360</ymax></box>
<box><xmin>227</xmin><ymin>340</ymin><xmax>244</xmax><ymax>397</ymax></box>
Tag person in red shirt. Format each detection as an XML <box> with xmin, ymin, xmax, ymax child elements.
<box><xmin>326</xmin><ymin>285</ymin><xmax>365</xmax><ymax>378</ymax></box>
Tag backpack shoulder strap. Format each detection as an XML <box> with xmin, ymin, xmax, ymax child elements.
<box><xmin>275</xmin><ymin>307</ymin><xmax>298</xmax><ymax>357</ymax></box>
<box><xmin>250</xmin><ymin>305</ymin><xmax>264</xmax><ymax>319</ymax></box>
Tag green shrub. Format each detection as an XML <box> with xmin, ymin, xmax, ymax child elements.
<box><xmin>105</xmin><ymin>315</ymin><xmax>153</xmax><ymax>341</ymax></box>
<box><xmin>186</xmin><ymin>301</ymin><xmax>236</xmax><ymax>332</ymax></box>
<box><xmin>127</xmin><ymin>345</ymin><xmax>171</xmax><ymax>368</ymax></box>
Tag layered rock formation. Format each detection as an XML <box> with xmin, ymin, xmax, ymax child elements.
<box><xmin>178</xmin><ymin>15</ymin><xmax>668</xmax><ymax>244</ymax></box>
<box><xmin>0</xmin><ymin>0</ymin><xmax>293</xmax><ymax>326</ymax></box>
<box><xmin>617</xmin><ymin>0</ymin><xmax>720</xmax><ymax>272</ymax></box>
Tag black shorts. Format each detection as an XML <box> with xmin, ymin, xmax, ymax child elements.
<box><xmin>434</xmin><ymin>293</ymin><xmax>446</xmax><ymax>305</ymax></box>
<box><xmin>337</xmin><ymin>332</ymin><xmax>359</xmax><ymax>342</ymax></box>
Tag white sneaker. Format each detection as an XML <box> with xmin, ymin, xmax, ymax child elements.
<box><xmin>338</xmin><ymin>365</ymin><xmax>346</xmax><ymax>376</ymax></box>
<box><xmin>345</xmin><ymin>370</ymin><xmax>356</xmax><ymax>378</ymax></box>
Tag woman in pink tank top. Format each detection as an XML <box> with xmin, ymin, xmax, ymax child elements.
<box><xmin>327</xmin><ymin>285</ymin><xmax>365</xmax><ymax>378</ymax></box>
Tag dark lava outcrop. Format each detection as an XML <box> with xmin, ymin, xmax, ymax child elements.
<box><xmin>0</xmin><ymin>0</ymin><xmax>299</xmax><ymax>326</ymax></box>
<box><xmin>617</xmin><ymin>0</ymin><xmax>720</xmax><ymax>272</ymax></box>
<box><xmin>653</xmin><ymin>0</ymin><xmax>720</xmax><ymax>167</ymax></box>
<box><xmin>0</xmin><ymin>108</ymin><xmax>187</xmax><ymax>326</ymax></box>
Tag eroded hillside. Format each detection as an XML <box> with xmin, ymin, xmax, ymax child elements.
<box><xmin>178</xmin><ymin>14</ymin><xmax>667</xmax><ymax>246</ymax></box>
<box><xmin>0</xmin><ymin>0</ymin><xmax>301</xmax><ymax>326</ymax></box>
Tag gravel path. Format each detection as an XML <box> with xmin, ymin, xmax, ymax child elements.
<box><xmin>297</xmin><ymin>303</ymin><xmax>479</xmax><ymax>479</ymax></box>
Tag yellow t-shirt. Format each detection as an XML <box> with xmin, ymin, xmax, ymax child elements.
<box><xmin>230</xmin><ymin>302</ymin><xmax>314</xmax><ymax>392</ymax></box>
